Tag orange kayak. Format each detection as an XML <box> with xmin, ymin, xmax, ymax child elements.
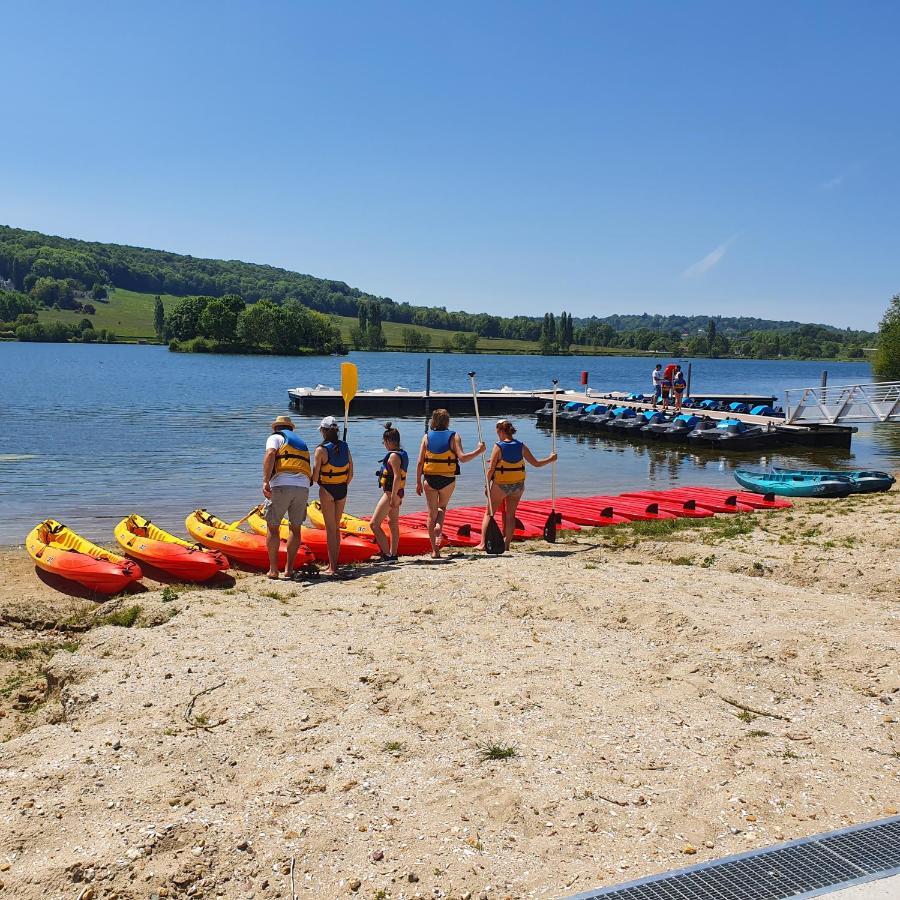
<box><xmin>115</xmin><ymin>515</ymin><xmax>229</xmax><ymax>582</ymax></box>
<box><xmin>305</xmin><ymin>499</ymin><xmax>437</xmax><ymax>556</ymax></box>
<box><xmin>245</xmin><ymin>509</ymin><xmax>378</xmax><ymax>563</ymax></box>
<box><xmin>185</xmin><ymin>509</ymin><xmax>315</xmax><ymax>570</ymax></box>
<box><xmin>27</xmin><ymin>520</ymin><xmax>142</xmax><ymax>595</ymax></box>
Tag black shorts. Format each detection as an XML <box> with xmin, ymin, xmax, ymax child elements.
<box><xmin>424</xmin><ymin>474</ymin><xmax>456</xmax><ymax>491</ymax></box>
<box><xmin>319</xmin><ymin>483</ymin><xmax>348</xmax><ymax>502</ymax></box>
<box><xmin>385</xmin><ymin>487</ymin><xmax>405</xmax><ymax>499</ymax></box>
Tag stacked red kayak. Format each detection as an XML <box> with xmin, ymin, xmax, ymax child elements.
<box><xmin>397</xmin><ymin>485</ymin><xmax>791</xmax><ymax>542</ymax></box>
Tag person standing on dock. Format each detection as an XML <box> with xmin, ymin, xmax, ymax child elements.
<box><xmin>476</xmin><ymin>420</ymin><xmax>557</xmax><ymax>552</ymax></box>
<box><xmin>416</xmin><ymin>408</ymin><xmax>485</xmax><ymax>559</ymax></box>
<box><xmin>369</xmin><ymin>422</ymin><xmax>407</xmax><ymax>561</ymax></box>
<box><xmin>672</xmin><ymin>366</ymin><xmax>687</xmax><ymax>413</ymax></box>
<box><xmin>262</xmin><ymin>415</ymin><xmax>311</xmax><ymax>580</ymax></box>
<box><xmin>312</xmin><ymin>416</ymin><xmax>353</xmax><ymax>578</ymax></box>
<box><xmin>652</xmin><ymin>364</ymin><xmax>663</xmax><ymax>407</ymax></box>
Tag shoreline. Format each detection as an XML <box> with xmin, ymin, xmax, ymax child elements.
<box><xmin>0</xmin><ymin>335</ymin><xmax>873</xmax><ymax>362</ymax></box>
<box><xmin>1</xmin><ymin>491</ymin><xmax>897</xmax><ymax>897</ymax></box>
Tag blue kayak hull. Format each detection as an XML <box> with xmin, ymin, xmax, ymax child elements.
<box><xmin>734</xmin><ymin>469</ymin><xmax>853</xmax><ymax>498</ymax></box>
<box><xmin>772</xmin><ymin>468</ymin><xmax>895</xmax><ymax>494</ymax></box>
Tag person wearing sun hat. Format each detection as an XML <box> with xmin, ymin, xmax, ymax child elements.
<box><xmin>262</xmin><ymin>414</ymin><xmax>311</xmax><ymax>580</ymax></box>
<box><xmin>311</xmin><ymin>415</ymin><xmax>354</xmax><ymax>578</ymax></box>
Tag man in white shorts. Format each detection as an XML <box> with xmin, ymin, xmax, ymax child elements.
<box><xmin>262</xmin><ymin>415</ymin><xmax>311</xmax><ymax>580</ymax></box>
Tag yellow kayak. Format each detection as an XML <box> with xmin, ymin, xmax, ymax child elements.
<box><xmin>27</xmin><ymin>519</ymin><xmax>141</xmax><ymax>594</ymax></box>
<box><xmin>306</xmin><ymin>500</ymin><xmax>436</xmax><ymax>556</ymax></box>
<box><xmin>306</xmin><ymin>499</ymin><xmax>373</xmax><ymax>536</ymax></box>
<box><xmin>245</xmin><ymin>509</ymin><xmax>379</xmax><ymax>563</ymax></box>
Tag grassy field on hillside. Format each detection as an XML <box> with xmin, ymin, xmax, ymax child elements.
<box><xmin>40</xmin><ymin>288</ymin><xmax>181</xmax><ymax>339</ymax></box>
<box><xmin>35</xmin><ymin>289</ymin><xmax>658</xmax><ymax>355</ymax></box>
<box><xmin>330</xmin><ymin>315</ymin><xmax>539</xmax><ymax>352</ymax></box>
<box><xmin>37</xmin><ymin>290</ymin><xmax>545</xmax><ymax>351</ymax></box>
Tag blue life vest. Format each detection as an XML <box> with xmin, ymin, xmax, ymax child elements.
<box><xmin>493</xmin><ymin>439</ymin><xmax>525</xmax><ymax>484</ymax></box>
<box><xmin>378</xmin><ymin>448</ymin><xmax>408</xmax><ymax>491</ymax></box>
<box><xmin>318</xmin><ymin>440</ymin><xmax>350</xmax><ymax>484</ymax></box>
<box><xmin>423</xmin><ymin>429</ymin><xmax>459</xmax><ymax>476</ymax></box>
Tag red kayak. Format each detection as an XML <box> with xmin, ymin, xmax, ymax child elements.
<box><xmin>440</xmin><ymin>508</ymin><xmax>543</xmax><ymax>540</ymax></box>
<box><xmin>685</xmin><ymin>486</ymin><xmax>793</xmax><ymax>509</ymax></box>
<box><xmin>27</xmin><ymin>520</ymin><xmax>142</xmax><ymax>595</ymax></box>
<box><xmin>565</xmin><ymin>495</ymin><xmax>681</xmax><ymax>521</ymax></box>
<box><xmin>640</xmin><ymin>488</ymin><xmax>757</xmax><ymax>513</ymax></box>
<box><xmin>115</xmin><ymin>515</ymin><xmax>229</xmax><ymax>582</ymax></box>
<box><xmin>244</xmin><ymin>511</ymin><xmax>379</xmax><ymax>564</ymax></box>
<box><xmin>186</xmin><ymin>510</ymin><xmax>318</xmax><ymax>570</ymax></box>
<box><xmin>617</xmin><ymin>493</ymin><xmax>716</xmax><ymax>518</ymax></box>
<box><xmin>518</xmin><ymin>499</ymin><xmax>631</xmax><ymax>527</ymax></box>
<box><xmin>396</xmin><ymin>514</ymin><xmax>481</xmax><ymax>546</ymax></box>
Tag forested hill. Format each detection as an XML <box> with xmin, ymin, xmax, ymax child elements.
<box><xmin>0</xmin><ymin>225</ymin><xmax>874</xmax><ymax>345</ymax></box>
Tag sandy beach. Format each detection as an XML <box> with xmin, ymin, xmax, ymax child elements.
<box><xmin>0</xmin><ymin>491</ymin><xmax>897</xmax><ymax>899</ymax></box>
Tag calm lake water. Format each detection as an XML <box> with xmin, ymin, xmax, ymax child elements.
<box><xmin>0</xmin><ymin>344</ymin><xmax>893</xmax><ymax>546</ymax></box>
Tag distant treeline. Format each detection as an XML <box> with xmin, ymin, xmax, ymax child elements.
<box><xmin>0</xmin><ymin>224</ymin><xmax>876</xmax><ymax>358</ymax></box>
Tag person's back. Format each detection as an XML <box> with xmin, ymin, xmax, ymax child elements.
<box><xmin>494</xmin><ymin>437</ymin><xmax>526</xmax><ymax>485</ymax></box>
<box><xmin>262</xmin><ymin>415</ymin><xmax>311</xmax><ymax>579</ymax></box>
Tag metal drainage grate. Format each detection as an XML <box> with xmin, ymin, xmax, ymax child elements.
<box><xmin>568</xmin><ymin>816</ymin><xmax>900</xmax><ymax>900</ymax></box>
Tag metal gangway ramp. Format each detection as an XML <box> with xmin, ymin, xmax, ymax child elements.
<box><xmin>783</xmin><ymin>381</ymin><xmax>900</xmax><ymax>424</ymax></box>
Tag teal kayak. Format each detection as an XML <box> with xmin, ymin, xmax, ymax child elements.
<box><xmin>772</xmin><ymin>467</ymin><xmax>895</xmax><ymax>494</ymax></box>
<box><xmin>734</xmin><ymin>469</ymin><xmax>853</xmax><ymax>498</ymax></box>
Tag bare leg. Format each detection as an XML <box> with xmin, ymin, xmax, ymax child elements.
<box><xmin>265</xmin><ymin>526</ymin><xmax>281</xmax><ymax>578</ymax></box>
<box><xmin>503</xmin><ymin>488</ymin><xmax>523</xmax><ymax>550</ymax></box>
<box><xmin>424</xmin><ymin>482</ymin><xmax>455</xmax><ymax>558</ymax></box>
<box><xmin>370</xmin><ymin>492</ymin><xmax>392</xmax><ymax>556</ymax></box>
<box><xmin>476</xmin><ymin>483</ymin><xmax>506</xmax><ymax>551</ymax></box>
<box><xmin>388</xmin><ymin>501</ymin><xmax>401</xmax><ymax>556</ymax></box>
<box><xmin>319</xmin><ymin>489</ymin><xmax>345</xmax><ymax>575</ymax></box>
<box><xmin>284</xmin><ymin>524</ymin><xmax>302</xmax><ymax>576</ymax></box>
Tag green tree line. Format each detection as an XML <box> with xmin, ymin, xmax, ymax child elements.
<box><xmin>163</xmin><ymin>294</ymin><xmax>344</xmax><ymax>355</ymax></box>
<box><xmin>0</xmin><ymin>225</ymin><xmax>877</xmax><ymax>358</ymax></box>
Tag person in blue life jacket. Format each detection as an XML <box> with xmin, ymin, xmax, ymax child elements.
<box><xmin>415</xmin><ymin>408</ymin><xmax>485</xmax><ymax>559</ymax></box>
<box><xmin>477</xmin><ymin>419</ymin><xmax>557</xmax><ymax>551</ymax></box>
<box><xmin>311</xmin><ymin>416</ymin><xmax>353</xmax><ymax>578</ymax></box>
<box><xmin>369</xmin><ymin>422</ymin><xmax>407</xmax><ymax>561</ymax></box>
<box><xmin>262</xmin><ymin>415</ymin><xmax>312</xmax><ymax>581</ymax></box>
<box><xmin>672</xmin><ymin>366</ymin><xmax>687</xmax><ymax>413</ymax></box>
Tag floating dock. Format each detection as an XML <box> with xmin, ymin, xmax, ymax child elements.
<box><xmin>286</xmin><ymin>386</ymin><xmax>851</xmax><ymax>447</ymax></box>
<box><xmin>286</xmin><ymin>387</ymin><xmax>775</xmax><ymax>417</ymax></box>
<box><xmin>545</xmin><ymin>391</ymin><xmax>856</xmax><ymax>449</ymax></box>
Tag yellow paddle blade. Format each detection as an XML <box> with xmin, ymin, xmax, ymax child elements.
<box><xmin>341</xmin><ymin>362</ymin><xmax>358</xmax><ymax>408</ymax></box>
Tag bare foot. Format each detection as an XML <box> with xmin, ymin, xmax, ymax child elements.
<box><xmin>266</xmin><ymin>572</ymin><xmax>279</xmax><ymax>580</ymax></box>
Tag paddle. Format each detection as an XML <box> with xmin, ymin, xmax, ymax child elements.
<box><xmin>468</xmin><ymin>371</ymin><xmax>505</xmax><ymax>555</ymax></box>
<box><xmin>229</xmin><ymin>504</ymin><xmax>264</xmax><ymax>530</ymax></box>
<box><xmin>340</xmin><ymin>361</ymin><xmax>358</xmax><ymax>440</ymax></box>
<box><xmin>543</xmin><ymin>378</ymin><xmax>561</xmax><ymax>543</ymax></box>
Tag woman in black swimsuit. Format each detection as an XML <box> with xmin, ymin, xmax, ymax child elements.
<box><xmin>311</xmin><ymin>416</ymin><xmax>353</xmax><ymax>577</ymax></box>
<box><xmin>415</xmin><ymin>409</ymin><xmax>484</xmax><ymax>558</ymax></box>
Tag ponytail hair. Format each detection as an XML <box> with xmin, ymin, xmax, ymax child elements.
<box><xmin>496</xmin><ymin>419</ymin><xmax>517</xmax><ymax>437</ymax></box>
<box><xmin>320</xmin><ymin>424</ymin><xmax>340</xmax><ymax>443</ymax></box>
<box><xmin>382</xmin><ymin>421</ymin><xmax>400</xmax><ymax>445</ymax></box>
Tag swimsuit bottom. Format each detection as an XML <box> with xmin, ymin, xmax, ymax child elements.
<box><xmin>424</xmin><ymin>474</ymin><xmax>456</xmax><ymax>491</ymax></box>
<box><xmin>319</xmin><ymin>483</ymin><xmax>348</xmax><ymax>502</ymax></box>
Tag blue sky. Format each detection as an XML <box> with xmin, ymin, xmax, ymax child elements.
<box><xmin>2</xmin><ymin>1</ymin><xmax>897</xmax><ymax>329</ymax></box>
